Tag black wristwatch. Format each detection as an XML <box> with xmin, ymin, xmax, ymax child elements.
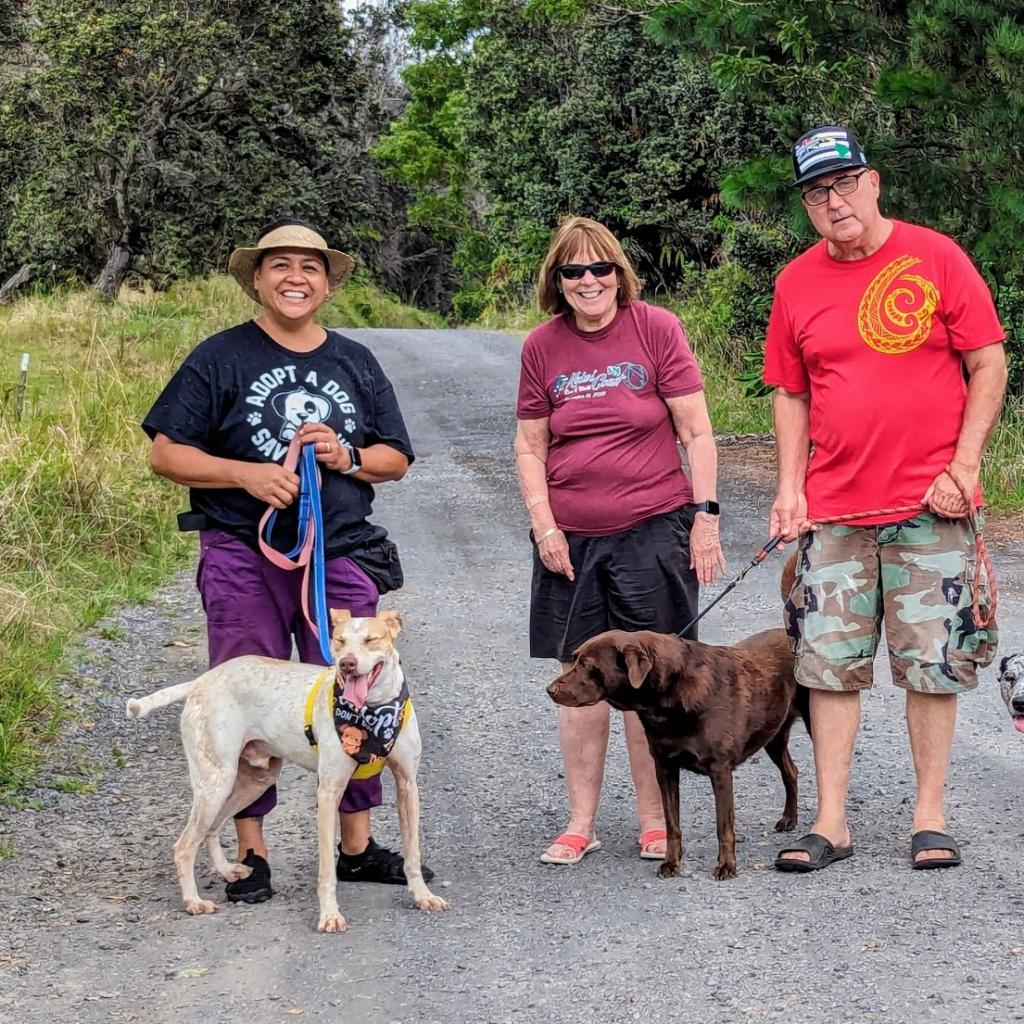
<box><xmin>691</xmin><ymin>500</ymin><xmax>720</xmax><ymax>516</ymax></box>
<box><xmin>341</xmin><ymin>445</ymin><xmax>362</xmax><ymax>476</ymax></box>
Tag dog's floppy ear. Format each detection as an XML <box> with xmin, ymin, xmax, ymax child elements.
<box><xmin>623</xmin><ymin>643</ymin><xmax>652</xmax><ymax>688</ymax></box>
<box><xmin>330</xmin><ymin>609</ymin><xmax>353</xmax><ymax>635</ymax></box>
<box><xmin>378</xmin><ymin>610</ymin><xmax>403</xmax><ymax>638</ymax></box>
<box><xmin>1000</xmin><ymin>654</ymin><xmax>1013</xmax><ymax>675</ymax></box>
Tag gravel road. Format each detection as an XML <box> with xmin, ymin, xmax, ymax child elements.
<box><xmin>2</xmin><ymin>328</ymin><xmax>1023</xmax><ymax>1024</ymax></box>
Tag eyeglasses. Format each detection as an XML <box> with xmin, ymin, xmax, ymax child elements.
<box><xmin>557</xmin><ymin>260</ymin><xmax>618</xmax><ymax>280</ymax></box>
<box><xmin>800</xmin><ymin>169</ymin><xmax>869</xmax><ymax>206</ymax></box>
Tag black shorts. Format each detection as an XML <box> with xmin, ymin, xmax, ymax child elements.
<box><xmin>529</xmin><ymin>506</ymin><xmax>699</xmax><ymax>662</ymax></box>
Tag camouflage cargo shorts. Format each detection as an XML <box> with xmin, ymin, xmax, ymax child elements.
<box><xmin>783</xmin><ymin>513</ymin><xmax>998</xmax><ymax>694</ymax></box>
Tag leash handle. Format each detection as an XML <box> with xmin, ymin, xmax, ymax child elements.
<box><xmin>941</xmin><ymin>465</ymin><xmax>997</xmax><ymax>629</ymax></box>
<box><xmin>752</xmin><ymin>534</ymin><xmax>784</xmax><ymax>564</ymax></box>
<box><xmin>258</xmin><ymin>437</ymin><xmax>334</xmax><ymax>665</ymax></box>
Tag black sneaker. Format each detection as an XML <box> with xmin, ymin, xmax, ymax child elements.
<box><xmin>336</xmin><ymin>837</ymin><xmax>435</xmax><ymax>885</ymax></box>
<box><xmin>225</xmin><ymin>849</ymin><xmax>273</xmax><ymax>903</ymax></box>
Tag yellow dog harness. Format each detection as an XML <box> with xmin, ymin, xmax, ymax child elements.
<box><xmin>303</xmin><ymin>668</ymin><xmax>412</xmax><ymax>779</ymax></box>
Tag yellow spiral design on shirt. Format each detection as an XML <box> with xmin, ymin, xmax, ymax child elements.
<box><xmin>857</xmin><ymin>255</ymin><xmax>940</xmax><ymax>354</ymax></box>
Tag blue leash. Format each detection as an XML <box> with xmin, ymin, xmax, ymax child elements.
<box><xmin>259</xmin><ymin>441</ymin><xmax>333</xmax><ymax>665</ymax></box>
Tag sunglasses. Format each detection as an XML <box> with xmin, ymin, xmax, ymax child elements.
<box><xmin>557</xmin><ymin>260</ymin><xmax>618</xmax><ymax>280</ymax></box>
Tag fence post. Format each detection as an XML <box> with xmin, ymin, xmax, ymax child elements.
<box><xmin>15</xmin><ymin>352</ymin><xmax>28</xmax><ymax>420</ymax></box>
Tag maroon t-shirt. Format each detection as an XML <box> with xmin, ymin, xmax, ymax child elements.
<box><xmin>517</xmin><ymin>300</ymin><xmax>704</xmax><ymax>536</ymax></box>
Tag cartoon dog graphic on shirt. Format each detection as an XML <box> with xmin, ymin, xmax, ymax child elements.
<box><xmin>271</xmin><ymin>387</ymin><xmax>332</xmax><ymax>442</ymax></box>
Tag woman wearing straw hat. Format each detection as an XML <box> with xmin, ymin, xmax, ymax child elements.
<box><xmin>143</xmin><ymin>218</ymin><xmax>430</xmax><ymax>902</ymax></box>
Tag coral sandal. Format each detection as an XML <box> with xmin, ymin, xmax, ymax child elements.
<box><xmin>540</xmin><ymin>832</ymin><xmax>602</xmax><ymax>865</ymax></box>
<box><xmin>639</xmin><ymin>828</ymin><xmax>668</xmax><ymax>860</ymax></box>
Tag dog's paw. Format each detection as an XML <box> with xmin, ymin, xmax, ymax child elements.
<box><xmin>774</xmin><ymin>815</ymin><xmax>798</xmax><ymax>833</ymax></box>
<box><xmin>713</xmin><ymin>861</ymin><xmax>738</xmax><ymax>881</ymax></box>
<box><xmin>220</xmin><ymin>863</ymin><xmax>252</xmax><ymax>882</ymax></box>
<box><xmin>317</xmin><ymin>911</ymin><xmax>348</xmax><ymax>934</ymax></box>
<box><xmin>657</xmin><ymin>861</ymin><xmax>681</xmax><ymax>879</ymax></box>
<box><xmin>183</xmin><ymin>898</ymin><xmax>218</xmax><ymax>915</ymax></box>
<box><xmin>414</xmin><ymin>892</ymin><xmax>450</xmax><ymax>912</ymax></box>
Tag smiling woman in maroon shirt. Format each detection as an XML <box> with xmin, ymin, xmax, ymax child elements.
<box><xmin>515</xmin><ymin>216</ymin><xmax>726</xmax><ymax>866</ymax></box>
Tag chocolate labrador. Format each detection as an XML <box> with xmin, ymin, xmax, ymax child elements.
<box><xmin>547</xmin><ymin>624</ymin><xmax>809</xmax><ymax>880</ymax></box>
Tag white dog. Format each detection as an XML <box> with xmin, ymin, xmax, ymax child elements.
<box><xmin>127</xmin><ymin>609</ymin><xmax>448</xmax><ymax>932</ymax></box>
<box><xmin>999</xmin><ymin>653</ymin><xmax>1024</xmax><ymax>733</ymax></box>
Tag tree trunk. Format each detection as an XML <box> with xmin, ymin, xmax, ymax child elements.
<box><xmin>0</xmin><ymin>263</ymin><xmax>33</xmax><ymax>304</ymax></box>
<box><xmin>92</xmin><ymin>243</ymin><xmax>130</xmax><ymax>302</ymax></box>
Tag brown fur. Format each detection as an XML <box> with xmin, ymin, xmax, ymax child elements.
<box><xmin>781</xmin><ymin>550</ymin><xmax>797</xmax><ymax>603</ymax></box>
<box><xmin>547</xmin><ymin>624</ymin><xmax>809</xmax><ymax>880</ymax></box>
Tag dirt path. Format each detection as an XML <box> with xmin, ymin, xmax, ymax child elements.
<box><xmin>2</xmin><ymin>329</ymin><xmax>1023</xmax><ymax>1024</ymax></box>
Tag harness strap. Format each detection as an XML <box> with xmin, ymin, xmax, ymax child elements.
<box><xmin>303</xmin><ymin>668</ymin><xmax>334</xmax><ymax>748</ymax></box>
<box><xmin>258</xmin><ymin>436</ymin><xmax>333</xmax><ymax>665</ymax></box>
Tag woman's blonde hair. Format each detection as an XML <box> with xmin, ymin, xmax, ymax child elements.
<box><xmin>536</xmin><ymin>216</ymin><xmax>643</xmax><ymax>315</ymax></box>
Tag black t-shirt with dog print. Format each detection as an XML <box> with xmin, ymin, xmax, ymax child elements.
<box><xmin>142</xmin><ymin>321</ymin><xmax>414</xmax><ymax>559</ymax></box>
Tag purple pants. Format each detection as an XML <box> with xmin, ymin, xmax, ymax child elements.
<box><xmin>197</xmin><ymin>529</ymin><xmax>383</xmax><ymax>817</ymax></box>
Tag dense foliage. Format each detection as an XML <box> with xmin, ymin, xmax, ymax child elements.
<box><xmin>380</xmin><ymin>0</ymin><xmax>1024</xmax><ymax>392</ymax></box>
<box><xmin>645</xmin><ymin>0</ymin><xmax>1024</xmax><ymax>391</ymax></box>
<box><xmin>376</xmin><ymin>1</ymin><xmax>774</xmax><ymax>322</ymax></box>
<box><xmin>0</xmin><ymin>0</ymin><xmax>442</xmax><ymax>302</ymax></box>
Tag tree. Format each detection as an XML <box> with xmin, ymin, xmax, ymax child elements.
<box><xmin>2</xmin><ymin>0</ymin><xmax>417</xmax><ymax>299</ymax></box>
<box><xmin>0</xmin><ymin>0</ymin><xmax>33</xmax><ymax>280</ymax></box>
<box><xmin>376</xmin><ymin>0</ymin><xmax>771</xmax><ymax>319</ymax></box>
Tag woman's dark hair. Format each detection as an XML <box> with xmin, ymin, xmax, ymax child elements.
<box><xmin>254</xmin><ymin>217</ymin><xmax>330</xmax><ymax>272</ymax></box>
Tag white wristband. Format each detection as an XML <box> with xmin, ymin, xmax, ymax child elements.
<box><xmin>536</xmin><ymin>527</ymin><xmax>559</xmax><ymax>542</ymax></box>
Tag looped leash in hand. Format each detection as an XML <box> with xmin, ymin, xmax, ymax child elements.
<box><xmin>807</xmin><ymin>463</ymin><xmax>996</xmax><ymax>629</ymax></box>
<box><xmin>258</xmin><ymin>436</ymin><xmax>333</xmax><ymax>664</ymax></box>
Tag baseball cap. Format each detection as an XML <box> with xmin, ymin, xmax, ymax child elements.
<box><xmin>792</xmin><ymin>125</ymin><xmax>869</xmax><ymax>186</ymax></box>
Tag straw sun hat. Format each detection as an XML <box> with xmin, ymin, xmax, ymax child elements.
<box><xmin>227</xmin><ymin>222</ymin><xmax>355</xmax><ymax>303</ymax></box>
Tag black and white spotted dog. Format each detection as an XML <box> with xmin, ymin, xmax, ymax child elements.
<box><xmin>999</xmin><ymin>654</ymin><xmax>1024</xmax><ymax>732</ymax></box>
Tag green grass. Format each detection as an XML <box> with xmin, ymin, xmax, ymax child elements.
<box><xmin>984</xmin><ymin>411</ymin><xmax>1024</xmax><ymax>512</ymax></box>
<box><xmin>0</xmin><ymin>274</ymin><xmax>441</xmax><ymax>794</ymax></box>
<box><xmin>51</xmin><ymin>776</ymin><xmax>98</xmax><ymax>795</ymax></box>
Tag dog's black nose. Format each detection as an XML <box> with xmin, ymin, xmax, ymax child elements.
<box><xmin>1012</xmin><ymin>697</ymin><xmax>1024</xmax><ymax>715</ymax></box>
<box><xmin>339</xmin><ymin>656</ymin><xmax>358</xmax><ymax>674</ymax></box>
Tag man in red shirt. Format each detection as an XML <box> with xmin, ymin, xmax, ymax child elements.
<box><xmin>764</xmin><ymin>125</ymin><xmax>1007</xmax><ymax>872</ymax></box>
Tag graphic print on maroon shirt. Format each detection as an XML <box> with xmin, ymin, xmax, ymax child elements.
<box><xmin>517</xmin><ymin>301</ymin><xmax>704</xmax><ymax>536</ymax></box>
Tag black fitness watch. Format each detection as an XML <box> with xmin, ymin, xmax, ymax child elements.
<box><xmin>691</xmin><ymin>500</ymin><xmax>720</xmax><ymax>516</ymax></box>
<box><xmin>341</xmin><ymin>445</ymin><xmax>362</xmax><ymax>476</ymax></box>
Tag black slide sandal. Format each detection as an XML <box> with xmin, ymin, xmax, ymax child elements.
<box><xmin>911</xmin><ymin>830</ymin><xmax>961</xmax><ymax>869</ymax></box>
<box><xmin>774</xmin><ymin>832</ymin><xmax>854</xmax><ymax>873</ymax></box>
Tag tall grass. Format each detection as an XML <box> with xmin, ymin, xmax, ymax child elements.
<box><xmin>0</xmin><ymin>276</ymin><xmax>440</xmax><ymax>792</ymax></box>
<box><xmin>984</xmin><ymin>410</ymin><xmax>1024</xmax><ymax>512</ymax></box>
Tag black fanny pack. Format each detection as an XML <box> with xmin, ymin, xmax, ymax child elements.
<box><xmin>346</xmin><ymin>537</ymin><xmax>404</xmax><ymax>595</ymax></box>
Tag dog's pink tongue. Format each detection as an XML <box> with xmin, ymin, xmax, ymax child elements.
<box><xmin>1013</xmin><ymin>717</ymin><xmax>1024</xmax><ymax>734</ymax></box>
<box><xmin>342</xmin><ymin>674</ymin><xmax>371</xmax><ymax>709</ymax></box>
<box><xmin>341</xmin><ymin>663</ymin><xmax>383</xmax><ymax>709</ymax></box>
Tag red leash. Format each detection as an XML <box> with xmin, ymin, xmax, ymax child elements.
<box><xmin>809</xmin><ymin>466</ymin><xmax>997</xmax><ymax>629</ymax></box>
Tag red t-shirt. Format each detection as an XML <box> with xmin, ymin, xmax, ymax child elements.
<box><xmin>763</xmin><ymin>220</ymin><xmax>1005</xmax><ymax>525</ymax></box>
<box><xmin>517</xmin><ymin>300</ymin><xmax>704</xmax><ymax>536</ymax></box>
